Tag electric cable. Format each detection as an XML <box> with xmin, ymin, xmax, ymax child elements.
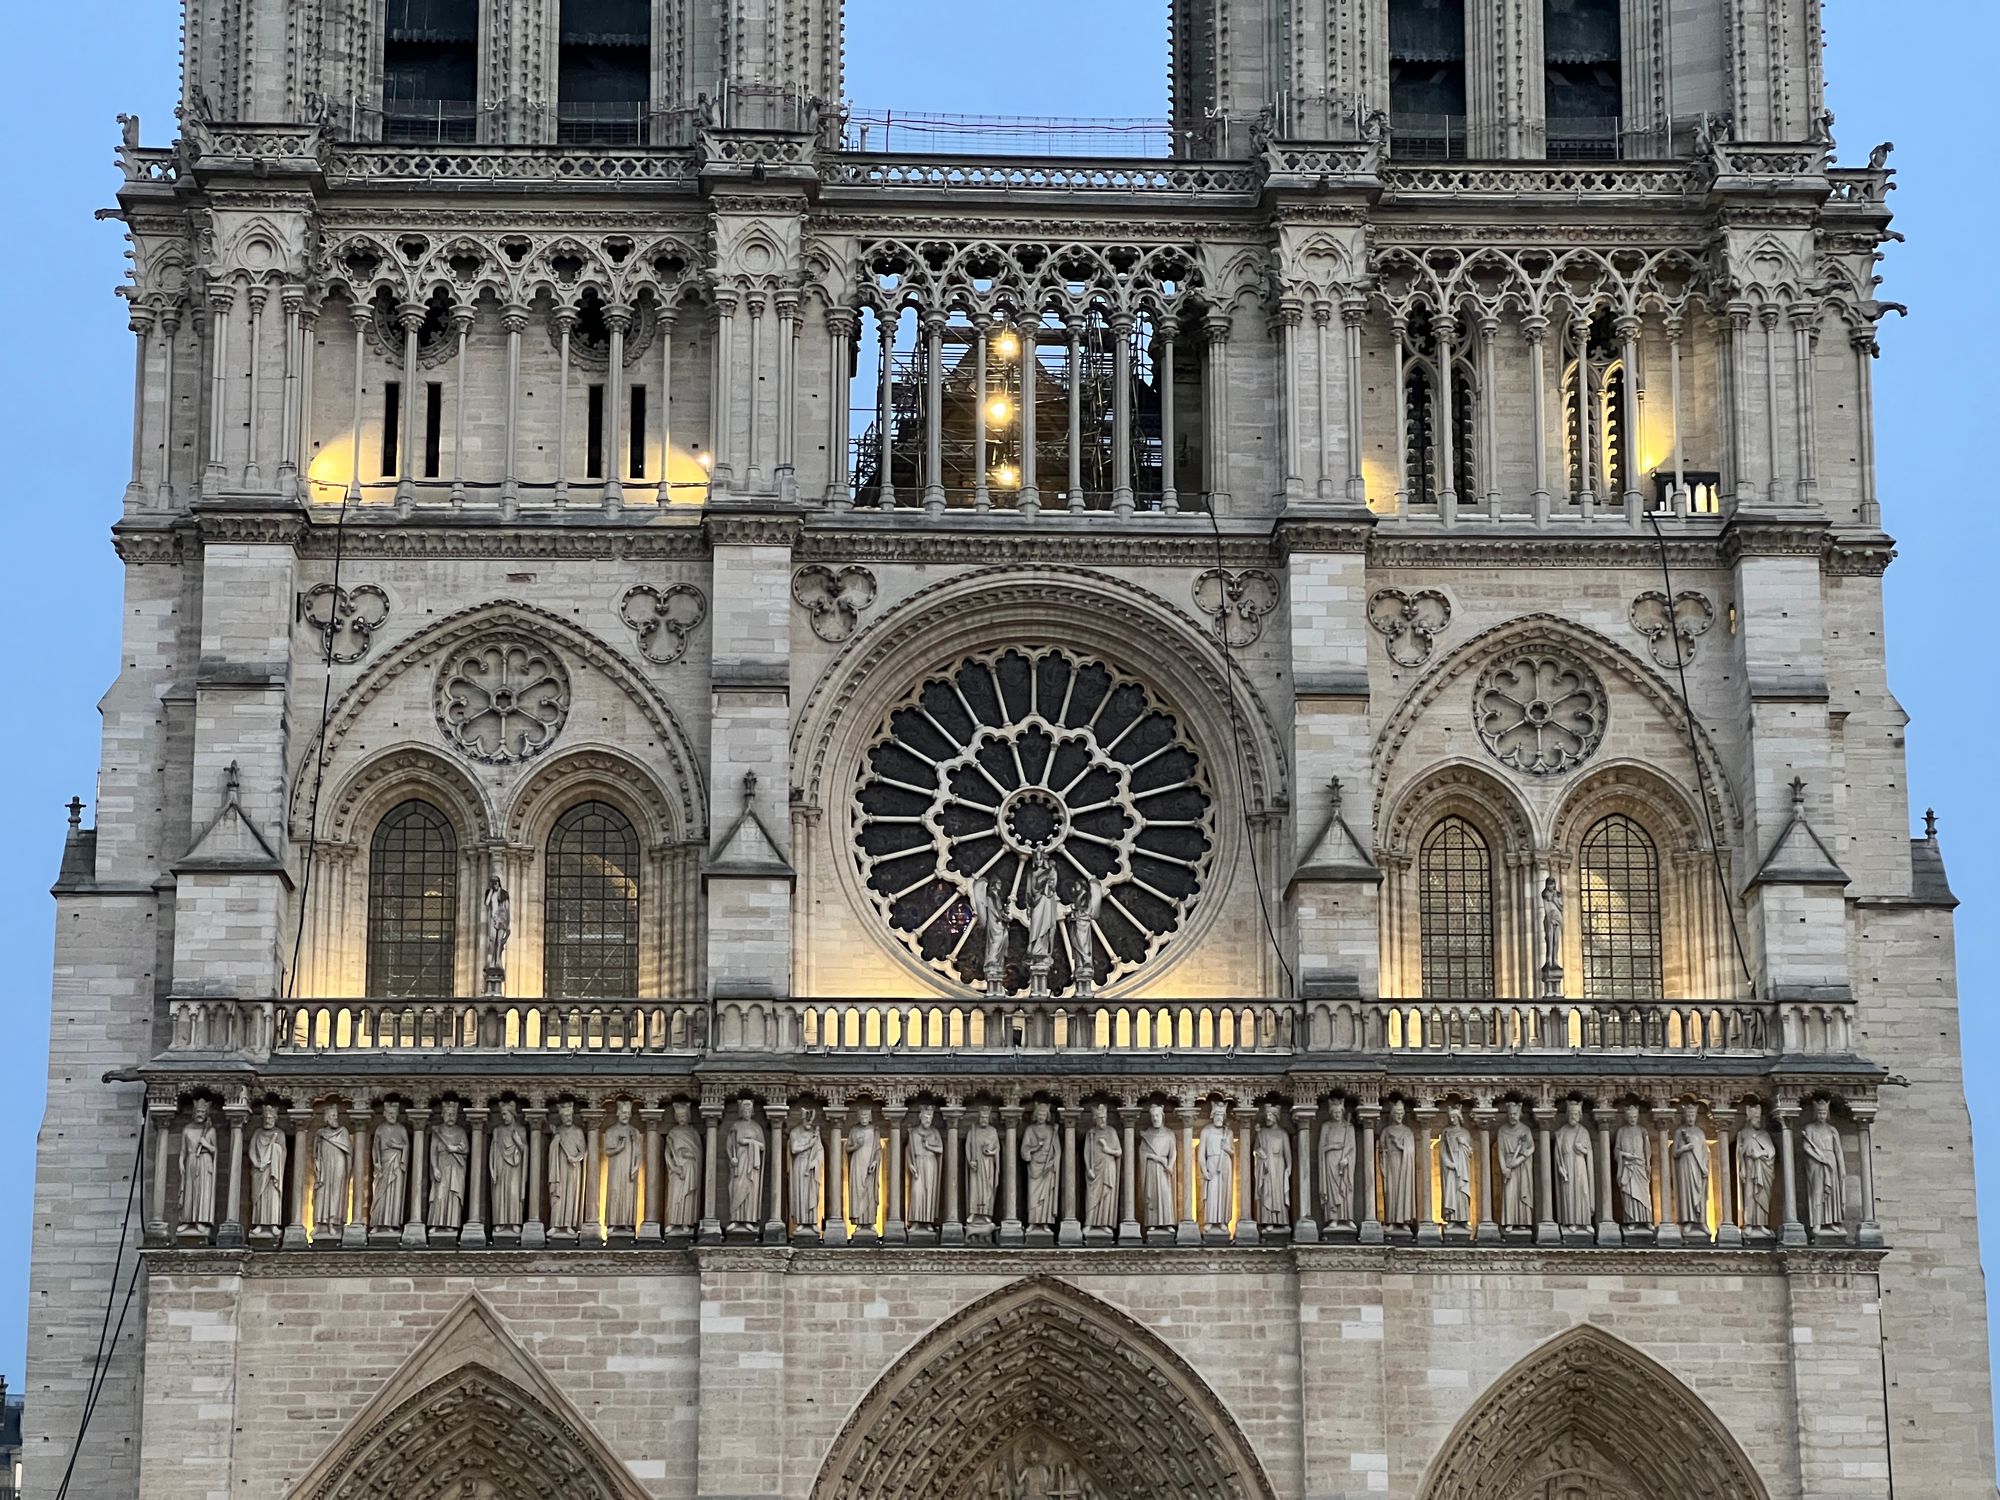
<box><xmin>1202</xmin><ymin>504</ymin><xmax>1299</xmax><ymax>998</ymax></box>
<box><xmin>52</xmin><ymin>1120</ymin><xmax>144</xmax><ymax>1500</ymax></box>
<box><xmin>1645</xmin><ymin>510</ymin><xmax>1758</xmax><ymax>998</ymax></box>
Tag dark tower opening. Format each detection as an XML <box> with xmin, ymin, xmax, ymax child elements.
<box><xmin>558</xmin><ymin>0</ymin><xmax>652</xmax><ymax>145</ymax></box>
<box><xmin>1389</xmin><ymin>0</ymin><xmax>1469</xmax><ymax>161</ymax></box>
<box><xmin>381</xmin><ymin>0</ymin><xmax>480</xmax><ymax>143</ymax></box>
<box><xmin>1544</xmin><ymin>0</ymin><xmax>1622</xmax><ymax>158</ymax></box>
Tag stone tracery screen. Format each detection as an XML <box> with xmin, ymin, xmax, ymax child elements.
<box><xmin>854</xmin><ymin>646</ymin><xmax>1215</xmax><ymax>995</ymax></box>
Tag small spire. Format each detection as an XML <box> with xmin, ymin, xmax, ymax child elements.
<box><xmin>65</xmin><ymin>796</ymin><xmax>84</xmax><ymax>829</ymax></box>
<box><xmin>1925</xmin><ymin>807</ymin><xmax>1939</xmax><ymax>841</ymax></box>
<box><xmin>1789</xmin><ymin>776</ymin><xmax>1807</xmax><ymax>815</ymax></box>
<box><xmin>1327</xmin><ymin>775</ymin><xmax>1343</xmax><ymax>819</ymax></box>
<box><xmin>742</xmin><ymin>768</ymin><xmax>758</xmax><ymax>801</ymax></box>
<box><xmin>225</xmin><ymin>760</ymin><xmax>243</xmax><ymax>805</ymax></box>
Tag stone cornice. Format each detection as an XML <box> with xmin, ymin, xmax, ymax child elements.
<box><xmin>705</xmin><ymin>506</ymin><xmax>805</xmax><ymax>548</ymax></box>
<box><xmin>1720</xmin><ymin>514</ymin><xmax>1833</xmax><ymax>563</ymax></box>
<box><xmin>1367</xmin><ymin>533</ymin><xmax>1726</xmax><ymax>570</ymax></box>
<box><xmin>795</xmin><ymin>521</ymin><xmax>1276</xmax><ymax>569</ymax></box>
<box><xmin>112</xmin><ymin>521</ymin><xmax>187</xmax><ymax>566</ymax></box>
<box><xmin>295</xmin><ymin>520</ymin><xmax>709</xmax><ymax>561</ymax></box>
<box><xmin>192</xmin><ymin>502</ymin><xmax>309</xmax><ymax>547</ymax></box>
<box><xmin>1823</xmin><ymin>532</ymin><xmax>1897</xmax><ymax>576</ymax></box>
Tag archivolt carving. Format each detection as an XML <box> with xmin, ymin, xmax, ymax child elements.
<box><xmin>504</xmin><ymin>745</ymin><xmax>685</xmax><ymax>847</ymax></box>
<box><xmin>315</xmin><ymin>745</ymin><xmax>495</xmax><ymax>847</ymax></box>
<box><xmin>811</xmin><ymin>1278</ymin><xmax>1279</xmax><ymax>1500</ymax></box>
<box><xmin>1379</xmin><ymin>761</ymin><xmax>1535</xmax><ymax>862</ymax></box>
<box><xmin>618</xmin><ymin>583</ymin><xmax>708</xmax><ymax>665</ymax></box>
<box><xmin>1417</xmin><ymin>1324</ymin><xmax>1770</xmax><ymax>1500</ymax></box>
<box><xmin>1373</xmin><ymin>613</ymin><xmax>1739</xmax><ymax>840</ymax></box>
<box><xmin>290</xmin><ymin>599</ymin><xmax>706</xmax><ymax>839</ymax></box>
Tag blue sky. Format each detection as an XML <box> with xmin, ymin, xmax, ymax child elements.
<box><xmin>1</xmin><ymin>0</ymin><xmax>1994</xmax><ymax>1434</ymax></box>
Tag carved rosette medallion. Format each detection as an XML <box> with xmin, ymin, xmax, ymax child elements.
<box><xmin>854</xmin><ymin>646</ymin><xmax>1215</xmax><ymax>994</ymax></box>
<box><xmin>1472</xmin><ymin>650</ymin><xmax>1607</xmax><ymax>776</ymax></box>
<box><xmin>435</xmin><ymin>637</ymin><xmax>571</xmax><ymax>765</ymax></box>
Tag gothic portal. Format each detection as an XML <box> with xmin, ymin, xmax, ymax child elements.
<box><xmin>23</xmin><ymin>0</ymin><xmax>1995</xmax><ymax>1496</ymax></box>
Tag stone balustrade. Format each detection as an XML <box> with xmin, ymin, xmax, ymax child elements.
<box><xmin>163</xmin><ymin>994</ymin><xmax>1856</xmax><ymax>1061</ymax></box>
<box><xmin>141</xmin><ymin>1082</ymin><xmax>1884</xmax><ymax>1257</ymax></box>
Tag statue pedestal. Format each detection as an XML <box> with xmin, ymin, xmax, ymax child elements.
<box><xmin>1538</xmin><ymin>963</ymin><xmax>1563</xmax><ymax>999</ymax></box>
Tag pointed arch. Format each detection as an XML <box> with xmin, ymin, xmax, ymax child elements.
<box><xmin>290</xmin><ymin>1294</ymin><xmax>651</xmax><ymax>1500</ymax></box>
<box><xmin>812</xmin><ymin>1277</ymin><xmax>1278</xmax><ymax>1500</ymax></box>
<box><xmin>1418</xmin><ymin>1324</ymin><xmax>1770</xmax><ymax>1500</ymax></box>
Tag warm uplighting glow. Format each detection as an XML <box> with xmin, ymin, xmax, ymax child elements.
<box><xmin>986</xmin><ymin>396</ymin><xmax>1012</xmax><ymax>425</ymax></box>
<box><xmin>697</xmin><ymin>451</ymin><xmax>714</xmax><ymax>472</ymax></box>
<box><xmin>991</xmin><ymin>463</ymin><xmax>1021</xmax><ymax>489</ymax></box>
<box><xmin>993</xmin><ymin>332</ymin><xmax>1019</xmax><ymax>361</ymax></box>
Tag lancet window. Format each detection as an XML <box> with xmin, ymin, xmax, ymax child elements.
<box><xmin>1389</xmin><ymin>0</ymin><xmax>1470</xmax><ymax>160</ymax></box>
<box><xmin>1544</xmin><ymin>0</ymin><xmax>1623</xmax><ymax>158</ymax></box>
<box><xmin>1400</xmin><ymin>310</ymin><xmax>1479</xmax><ymax>506</ymax></box>
<box><xmin>1562</xmin><ymin>312</ymin><xmax>1629</xmax><ymax>503</ymax></box>
<box><xmin>381</xmin><ymin>0</ymin><xmax>481</xmax><ymax>143</ymax></box>
<box><xmin>1579</xmin><ymin>813</ymin><xmax>1664</xmax><ymax>999</ymax></box>
<box><xmin>365</xmin><ymin>800</ymin><xmax>460</xmax><ymax>997</ymax></box>
<box><xmin>558</xmin><ymin>0</ymin><xmax>652</xmax><ymax>144</ymax></box>
<box><xmin>544</xmin><ymin>800</ymin><xmax>641</xmax><ymax>998</ymax></box>
<box><xmin>1418</xmin><ymin>816</ymin><xmax>1496</xmax><ymax>999</ymax></box>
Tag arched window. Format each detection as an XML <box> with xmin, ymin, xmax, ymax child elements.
<box><xmin>1562</xmin><ymin>312</ymin><xmax>1628</xmax><ymax>501</ymax></box>
<box><xmin>1544</xmin><ymin>0</ymin><xmax>1623</xmax><ymax>159</ymax></box>
<box><xmin>367</xmin><ymin>800</ymin><xmax>459</xmax><ymax>997</ymax></box>
<box><xmin>1401</xmin><ymin>314</ymin><xmax>1479</xmax><ymax>505</ymax></box>
<box><xmin>544</xmin><ymin>800</ymin><xmax>641</xmax><ymax>997</ymax></box>
<box><xmin>1579</xmin><ymin>813</ymin><xmax>1663</xmax><ymax>999</ymax></box>
<box><xmin>1419</xmin><ymin>816</ymin><xmax>1495</xmax><ymax>999</ymax></box>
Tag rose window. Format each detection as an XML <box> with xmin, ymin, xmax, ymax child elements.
<box><xmin>1473</xmin><ymin>651</ymin><xmax>1607</xmax><ymax>775</ymax></box>
<box><xmin>854</xmin><ymin>647</ymin><xmax>1215</xmax><ymax>994</ymax></box>
<box><xmin>435</xmin><ymin>637</ymin><xmax>571</xmax><ymax>765</ymax></box>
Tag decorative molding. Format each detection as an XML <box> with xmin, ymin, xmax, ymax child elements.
<box><xmin>795</xmin><ymin>526</ymin><xmax>1277</xmax><ymax>569</ymax></box>
<box><xmin>299</xmin><ymin>583</ymin><xmax>389</xmax><ymax>664</ymax></box>
<box><xmin>1368</xmin><ymin>588</ymin><xmax>1453</xmax><ymax>667</ymax></box>
<box><xmin>1191</xmin><ymin>568</ymin><xmax>1281</xmax><ymax>647</ymax></box>
<box><xmin>434</xmin><ymin>635</ymin><xmax>571</xmax><ymax>765</ymax></box>
<box><xmin>1472</xmin><ymin>650</ymin><xmax>1609</xmax><ymax>777</ymax></box>
<box><xmin>792</xmin><ymin>565</ymin><xmax>879</xmax><ymax>643</ymax></box>
<box><xmin>618</xmin><ymin>583</ymin><xmax>708</xmax><ymax>665</ymax></box>
<box><xmin>296</xmin><ymin>523</ymin><xmax>709</xmax><ymax>561</ymax></box>
<box><xmin>1629</xmin><ymin>590</ymin><xmax>1715</xmax><ymax>667</ymax></box>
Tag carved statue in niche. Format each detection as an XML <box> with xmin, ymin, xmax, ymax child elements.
<box><xmin>664</xmin><ymin>1101</ymin><xmax>702</xmax><ymax>1230</ymax></box>
<box><xmin>312</xmin><ymin>1103</ymin><xmax>353</xmax><ymax>1238</ymax></box>
<box><xmin>969</xmin><ymin>1103</ymin><xmax>1006</xmax><ymax>1225</ymax></box>
<box><xmin>1024</xmin><ymin>851</ymin><xmax>1061</xmax><ymax>994</ymax></box>
<box><xmin>1139</xmin><ymin>1102</ymin><xmax>1177</xmax><ymax>1229</ymax></box>
<box><xmin>1068</xmin><ymin>879</ymin><xmax>1105</xmax><ymax>997</ymax></box>
<box><xmin>1614</xmin><ymin>1103</ymin><xmax>1652</xmax><ymax>1227</ymax></box>
<box><xmin>848</xmin><ymin>1104</ymin><xmax>883</xmax><ymax>1228</ymax></box>
<box><xmin>1736</xmin><ymin>1100</ymin><xmax>1777</xmax><ymax>1235</ymax></box>
<box><xmin>1197</xmin><ymin>1100</ymin><xmax>1234</xmax><ymax>1231</ymax></box>
<box><xmin>602</xmin><ymin>1099</ymin><xmax>641</xmax><ymax>1232</ymax></box>
<box><xmin>1021</xmin><ymin>1102</ymin><xmax>1061</xmax><ymax>1227</ymax></box>
<box><xmin>907</xmin><ymin>1103</ymin><xmax>944</xmax><ymax>1227</ymax></box>
<box><xmin>1553</xmin><ymin>1099</ymin><xmax>1595</xmax><ymax>1230</ymax></box>
<box><xmin>1539</xmin><ymin>875</ymin><xmax>1565</xmax><ymax>996</ymax></box>
<box><xmin>725</xmin><ymin>1099</ymin><xmax>765</xmax><ymax>1229</ymax></box>
<box><xmin>1255</xmin><ymin>1102</ymin><xmax>1292</xmax><ymax>1227</ymax></box>
<box><xmin>1671</xmin><ymin>1102</ymin><xmax>1711</xmax><ymax>1234</ymax></box>
<box><xmin>488</xmin><ymin>1099</ymin><xmax>528</xmax><ymax>1229</ymax></box>
<box><xmin>789</xmin><ymin>1105</ymin><xmax>824</xmax><ymax>1231</ymax></box>
<box><xmin>1318</xmin><ymin>1104</ymin><xmax>1356</xmax><ymax>1225</ymax></box>
<box><xmin>970</xmin><ymin>874</ymin><xmax>1009</xmax><ymax>993</ymax></box>
<box><xmin>1379</xmin><ymin>1099</ymin><xmax>1417</xmax><ymax>1228</ymax></box>
<box><xmin>546</xmin><ymin>1101</ymin><xmax>588</xmax><ymax>1234</ymax></box>
<box><xmin>248</xmin><ymin>1102</ymin><xmax>287</xmax><ymax>1233</ymax></box>
<box><xmin>371</xmin><ymin>1100</ymin><xmax>409</xmax><ymax>1230</ymax></box>
<box><xmin>178</xmin><ymin>1098</ymin><xmax>218</xmax><ymax>1235</ymax></box>
<box><xmin>1083</xmin><ymin>1102</ymin><xmax>1121</xmax><ymax>1230</ymax></box>
<box><xmin>429</xmin><ymin>1099</ymin><xmax>470</xmax><ymax>1231</ymax></box>
<box><xmin>483</xmin><ymin>875</ymin><xmax>511</xmax><ymax>996</ymax></box>
<box><xmin>1497</xmin><ymin>1100</ymin><xmax>1536</xmax><ymax>1229</ymax></box>
<box><xmin>977</xmin><ymin>1432</ymin><xmax>1101</xmax><ymax>1500</ymax></box>
<box><xmin>1801</xmin><ymin>1097</ymin><xmax>1847</xmax><ymax>1235</ymax></box>
<box><xmin>1438</xmin><ymin>1103</ymin><xmax>1473</xmax><ymax>1227</ymax></box>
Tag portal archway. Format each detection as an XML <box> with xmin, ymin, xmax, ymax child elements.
<box><xmin>1417</xmin><ymin>1324</ymin><xmax>1770</xmax><ymax>1500</ymax></box>
<box><xmin>812</xmin><ymin>1277</ymin><xmax>1278</xmax><ymax>1500</ymax></box>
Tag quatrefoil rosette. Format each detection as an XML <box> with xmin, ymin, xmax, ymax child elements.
<box><xmin>435</xmin><ymin>636</ymin><xmax>571</xmax><ymax>765</ymax></box>
<box><xmin>1472</xmin><ymin>650</ymin><xmax>1608</xmax><ymax>776</ymax></box>
<box><xmin>852</xmin><ymin>646</ymin><xmax>1216</xmax><ymax>995</ymax></box>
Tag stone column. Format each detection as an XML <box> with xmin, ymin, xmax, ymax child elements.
<box><xmin>1473</xmin><ymin>1106</ymin><xmax>1499</xmax><ymax>1245</ymax></box>
<box><xmin>698</xmin><ymin>1101</ymin><xmax>723</xmax><ymax>1243</ymax></box>
<box><xmin>394</xmin><ymin>302</ymin><xmax>423</xmax><ymax>508</ymax></box>
<box><xmin>1714</xmin><ymin>1109</ymin><xmax>1741</xmax><ymax>1248</ymax></box>
<box><xmin>942</xmin><ymin>1103</ymin><xmax>965</xmax><ymax>1246</ymax></box>
<box><xmin>1117</xmin><ymin>1106</ymin><xmax>1142</xmax><ymax>1245</ymax></box>
<box><xmin>582</xmin><ymin>1117</ymin><xmax>604</xmax><ymax>1247</ymax></box>
<box><xmin>1065</xmin><ymin>317</ymin><xmax>1084</xmax><ymax>511</ymax></box>
<box><xmin>970</xmin><ymin>315</ymin><xmax>991</xmax><ymax>512</ymax></box>
<box><xmin>1018</xmin><ymin>312</ymin><xmax>1040</xmax><ymax>514</ymax></box>
<box><xmin>823</xmin><ymin>1106</ymin><xmax>849</xmax><ymax>1246</ymax></box>
<box><xmin>883</xmin><ymin>1104</ymin><xmax>907</xmax><ymax>1244</ymax></box>
<box><xmin>922</xmin><ymin>314</ymin><xmax>945</xmax><ymax>513</ymax></box>
<box><xmin>344</xmin><ymin>1106</ymin><xmax>372</xmax><ymax>1249</ymax></box>
<box><xmin>402</xmin><ymin>1106</ymin><xmax>430</xmax><ymax>1249</ymax></box>
<box><xmin>552</xmin><ymin>306</ymin><xmax>575</xmax><ymax>506</ymax></box>
<box><xmin>523</xmin><ymin>1104</ymin><xmax>548</xmax><ymax>1249</ymax></box>
<box><xmin>1855</xmin><ymin>1109</ymin><xmax>1883</xmax><ymax>1247</ymax></box>
<box><xmin>461</xmin><ymin>1106</ymin><xmax>488</xmax><ymax>1248</ymax></box>
<box><xmin>1533</xmin><ymin>1102</ymin><xmax>1559</xmax><ymax>1245</ymax></box>
<box><xmin>712</xmin><ymin>291</ymin><xmax>738</xmax><ymax>493</ymax></box>
<box><xmin>1230</xmin><ymin>1103</ymin><xmax>1257</xmax><ymax>1246</ymax></box>
<box><xmin>501</xmin><ymin>304</ymin><xmax>526</xmax><ymax>511</ymax></box>
<box><xmin>241</xmin><ymin>287</ymin><xmax>267</xmax><ymax>488</ymax></box>
<box><xmin>145</xmin><ymin>1101</ymin><xmax>175</xmax><ymax>1243</ymax></box>
<box><xmin>1342</xmin><ymin>298</ymin><xmax>1367</xmax><ymax>505</ymax></box>
<box><xmin>1525</xmin><ymin>313</ymin><xmax>1551</xmax><ymax>523</ymax></box>
<box><xmin>639</xmin><ymin>1105</ymin><xmax>664</xmax><ymax>1242</ymax></box>
<box><xmin>1776</xmin><ymin>1102</ymin><xmax>1808</xmax><ymax>1246</ymax></box>
<box><xmin>776</xmin><ymin>292</ymin><xmax>799</xmax><ymax>496</ymax></box>
<box><xmin>1058</xmin><ymin>1105</ymin><xmax>1083</xmax><ymax>1247</ymax></box>
<box><xmin>1203</xmin><ymin>312</ymin><xmax>1231</xmax><ymax>507</ymax></box>
<box><xmin>1312</xmin><ymin>302</ymin><xmax>1333</xmax><ymax>500</ymax></box>
<box><xmin>1415</xmin><ymin>1106</ymin><xmax>1441</xmax><ymax>1246</ymax></box>
<box><xmin>1851</xmin><ymin>332</ymin><xmax>1879</xmax><ymax>525</ymax></box>
<box><xmin>764</xmin><ymin>1102</ymin><xmax>789</xmax><ymax>1244</ymax></box>
<box><xmin>1760</xmin><ymin>304</ymin><xmax>1784</xmax><ymax>504</ymax></box>
<box><xmin>282</xmin><ymin>1107</ymin><xmax>311</xmax><ymax>1251</ymax></box>
<box><xmin>204</xmin><ymin>283</ymin><xmax>234</xmax><ymax>488</ymax></box>
<box><xmin>999</xmin><ymin>1104</ymin><xmax>1024</xmax><ymax>1246</ymax></box>
<box><xmin>216</xmin><ymin>1103</ymin><xmax>247</xmax><ymax>1248</ymax></box>
<box><xmin>1112</xmin><ymin>311</ymin><xmax>1135</xmax><ymax>516</ymax></box>
<box><xmin>1158</xmin><ymin>315</ymin><xmax>1178</xmax><ymax>513</ymax></box>
<box><xmin>1618</xmin><ymin>313</ymin><xmax>1643</xmax><ymax>523</ymax></box>
<box><xmin>661</xmin><ymin>307</ymin><xmax>682</xmax><ymax>504</ymax></box>
<box><xmin>1593</xmin><ymin>1108</ymin><xmax>1620</xmax><ymax>1247</ymax></box>
<box><xmin>604</xmin><ymin>304</ymin><xmax>629</xmax><ymax>510</ymax></box>
<box><xmin>1293</xmin><ymin>1103</ymin><xmax>1319</xmax><ymax>1242</ymax></box>
<box><xmin>1791</xmin><ymin>306</ymin><xmax>1819</xmax><ymax>506</ymax></box>
<box><xmin>1390</xmin><ymin>314</ymin><xmax>1409</xmax><ymax>513</ymax></box>
<box><xmin>1278</xmin><ymin>300</ymin><xmax>1304</xmax><ymax>501</ymax></box>
<box><xmin>744</xmin><ymin>294</ymin><xmax>766</xmax><ymax>491</ymax></box>
<box><xmin>874</xmin><ymin>312</ymin><xmax>896</xmax><ymax>508</ymax></box>
<box><xmin>155</xmin><ymin>309</ymin><xmax>181</xmax><ymax>508</ymax></box>
<box><xmin>1572</xmin><ymin>313</ymin><xmax>1595</xmax><ymax>515</ymax></box>
<box><xmin>1434</xmin><ymin>312</ymin><xmax>1458</xmax><ymax>522</ymax></box>
<box><xmin>1653</xmin><ymin>1105</ymin><xmax>1682</xmax><ymax>1247</ymax></box>
<box><xmin>1357</xmin><ymin>1101</ymin><xmax>1382</xmax><ymax>1245</ymax></box>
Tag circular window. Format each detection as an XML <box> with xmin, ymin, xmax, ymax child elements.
<box><xmin>435</xmin><ymin>636</ymin><xmax>571</xmax><ymax>765</ymax></box>
<box><xmin>1472</xmin><ymin>650</ymin><xmax>1607</xmax><ymax>776</ymax></box>
<box><xmin>853</xmin><ymin>646</ymin><xmax>1215</xmax><ymax>995</ymax></box>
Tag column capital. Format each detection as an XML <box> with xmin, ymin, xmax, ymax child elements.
<box><xmin>501</xmin><ymin>303</ymin><xmax>532</xmax><ymax>333</ymax></box>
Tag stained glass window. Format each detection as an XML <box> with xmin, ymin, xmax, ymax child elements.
<box><xmin>1419</xmin><ymin>816</ymin><xmax>1495</xmax><ymax>999</ymax></box>
<box><xmin>1579</xmin><ymin>813</ymin><xmax>1663</xmax><ymax>999</ymax></box>
<box><xmin>544</xmin><ymin>800</ymin><xmax>641</xmax><ymax>997</ymax></box>
<box><xmin>366</xmin><ymin>800</ymin><xmax>459</xmax><ymax>997</ymax></box>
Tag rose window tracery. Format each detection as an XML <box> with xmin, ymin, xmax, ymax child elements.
<box><xmin>1473</xmin><ymin>651</ymin><xmax>1607</xmax><ymax>776</ymax></box>
<box><xmin>435</xmin><ymin>637</ymin><xmax>571</xmax><ymax>765</ymax></box>
<box><xmin>854</xmin><ymin>647</ymin><xmax>1215</xmax><ymax>994</ymax></box>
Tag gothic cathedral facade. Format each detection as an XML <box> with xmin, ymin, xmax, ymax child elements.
<box><xmin>26</xmin><ymin>0</ymin><xmax>1995</xmax><ymax>1495</ymax></box>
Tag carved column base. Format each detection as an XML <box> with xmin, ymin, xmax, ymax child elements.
<box><xmin>849</xmin><ymin>1226</ymin><xmax>881</xmax><ymax>1247</ymax></box>
<box><xmin>1595</xmin><ymin>1219</ymin><xmax>1623</xmax><ymax>1247</ymax></box>
<box><xmin>1358</xmin><ymin>1220</ymin><xmax>1385</xmax><ymax>1245</ymax></box>
<box><xmin>1858</xmin><ymin>1220</ymin><xmax>1884</xmax><ymax>1248</ymax></box>
<box><xmin>821</xmin><ymin>1216</ymin><xmax>848</xmax><ymax>1248</ymax></box>
<box><xmin>521</xmin><ymin>1218</ymin><xmax>548</xmax><ymax>1249</ymax></box>
<box><xmin>1200</xmin><ymin>1226</ymin><xmax>1231</xmax><ymax>1247</ymax></box>
<box><xmin>1238</xmin><ymin>1221</ymin><xmax>1265</xmax><ymax>1247</ymax></box>
<box><xmin>1474</xmin><ymin>1220</ymin><xmax>1501</xmax><ymax>1245</ymax></box>
<box><xmin>637</xmin><ymin>1218</ymin><xmax>662</xmax><ymax>1243</ymax></box>
<box><xmin>763</xmin><ymin>1216</ymin><xmax>789</xmax><ymax>1244</ymax></box>
<box><xmin>1117</xmin><ymin>1217</ymin><xmax>1143</xmax><ymax>1245</ymax></box>
<box><xmin>1655</xmin><ymin>1221</ymin><xmax>1683</xmax><ymax>1248</ymax></box>
<box><xmin>1177</xmin><ymin>1219</ymin><xmax>1202</xmax><ymax>1247</ymax></box>
<box><xmin>146</xmin><ymin>1218</ymin><xmax>172</xmax><ymax>1247</ymax></box>
<box><xmin>367</xmin><ymin>1225</ymin><xmax>400</xmax><ymax>1248</ymax></box>
<box><xmin>280</xmin><ymin>1224</ymin><xmax>309</xmax><ymax>1250</ymax></box>
<box><xmin>459</xmin><ymin>1219</ymin><xmax>487</xmax><ymax>1249</ymax></box>
<box><xmin>998</xmin><ymin>1217</ymin><xmax>1025</xmax><ymax>1247</ymax></box>
<box><xmin>883</xmin><ymin>1217</ymin><xmax>908</xmax><ymax>1245</ymax></box>
<box><xmin>1058</xmin><ymin>1217</ymin><xmax>1084</xmax><ymax>1247</ymax></box>
<box><xmin>1294</xmin><ymin>1217</ymin><xmax>1320</xmax><ymax>1244</ymax></box>
<box><xmin>1715</xmin><ymin>1222</ymin><xmax>1744</xmax><ymax>1249</ymax></box>
<box><xmin>393</xmin><ymin>1220</ymin><xmax>424</xmax><ymax>1248</ymax></box>
<box><xmin>1416</xmin><ymin>1221</ymin><xmax>1443</xmax><ymax>1247</ymax></box>
<box><xmin>215</xmin><ymin>1222</ymin><xmax>245</xmax><ymax>1249</ymax></box>
<box><xmin>940</xmin><ymin>1221</ymin><xmax>967</xmax><ymax>1246</ymax></box>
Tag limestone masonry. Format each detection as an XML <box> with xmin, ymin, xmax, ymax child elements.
<box><xmin>25</xmin><ymin>0</ymin><xmax>1996</xmax><ymax>1495</ymax></box>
